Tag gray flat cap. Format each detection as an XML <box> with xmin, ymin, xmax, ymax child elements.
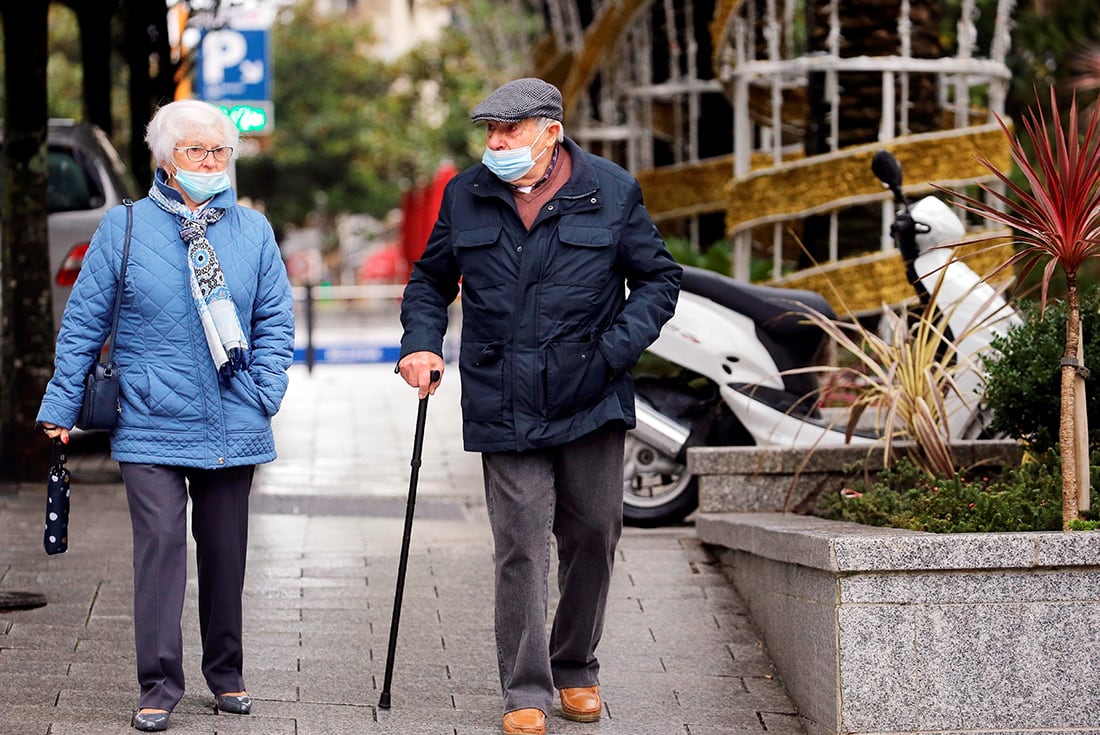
<box><xmin>470</xmin><ymin>78</ymin><xmax>563</xmax><ymax>123</ymax></box>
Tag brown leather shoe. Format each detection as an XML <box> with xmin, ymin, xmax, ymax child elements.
<box><xmin>502</xmin><ymin>708</ymin><xmax>546</xmax><ymax>735</ymax></box>
<box><xmin>560</xmin><ymin>685</ymin><xmax>602</xmax><ymax>722</ymax></box>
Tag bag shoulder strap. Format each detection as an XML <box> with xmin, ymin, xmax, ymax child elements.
<box><xmin>104</xmin><ymin>199</ymin><xmax>134</xmax><ymax>366</ymax></box>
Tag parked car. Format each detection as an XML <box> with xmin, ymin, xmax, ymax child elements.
<box><xmin>1</xmin><ymin>119</ymin><xmax>139</xmax><ymax>332</ymax></box>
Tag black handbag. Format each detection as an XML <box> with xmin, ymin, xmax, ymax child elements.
<box><xmin>75</xmin><ymin>199</ymin><xmax>133</xmax><ymax>431</ymax></box>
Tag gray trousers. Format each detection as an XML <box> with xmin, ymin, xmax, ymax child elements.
<box><xmin>481</xmin><ymin>422</ymin><xmax>625</xmax><ymax>715</ymax></box>
<box><xmin>119</xmin><ymin>463</ymin><xmax>253</xmax><ymax>711</ymax></box>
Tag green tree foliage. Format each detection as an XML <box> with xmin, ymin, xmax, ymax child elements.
<box><xmin>982</xmin><ymin>285</ymin><xmax>1100</xmax><ymax>452</ymax></box>
<box><xmin>234</xmin><ymin>3</ymin><xmax>492</xmax><ymax>236</ymax></box>
<box><xmin>449</xmin><ymin>0</ymin><xmax>544</xmax><ymax>73</ymax></box>
<box><xmin>1008</xmin><ymin>0</ymin><xmax>1100</xmax><ymax>113</ymax></box>
<box><xmin>45</xmin><ymin>5</ymin><xmax>83</xmax><ymax>121</ymax></box>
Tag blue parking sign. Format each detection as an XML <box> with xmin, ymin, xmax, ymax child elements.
<box><xmin>196</xmin><ymin>28</ymin><xmax>270</xmax><ymax>102</ymax></box>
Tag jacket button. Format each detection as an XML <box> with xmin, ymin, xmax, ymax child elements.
<box><xmin>217</xmin><ymin>457</ymin><xmax>225</xmax><ymax>465</ymax></box>
<box><xmin>517</xmin><ymin>246</ymin><xmax>523</xmax><ymax>252</ymax></box>
<box><xmin>590</xmin><ymin>197</ymin><xmax>597</xmax><ymax>204</ymax></box>
<box><xmin>546</xmin><ymin>205</ymin><xmax>554</xmax><ymax>211</ymax></box>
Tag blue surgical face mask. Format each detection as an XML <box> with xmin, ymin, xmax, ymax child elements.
<box><xmin>482</xmin><ymin>121</ymin><xmax>553</xmax><ymax>182</ymax></box>
<box><xmin>173</xmin><ymin>168</ymin><xmax>231</xmax><ymax>202</ymax></box>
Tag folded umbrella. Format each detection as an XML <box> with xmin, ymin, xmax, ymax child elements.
<box><xmin>44</xmin><ymin>436</ymin><xmax>70</xmax><ymax>556</ymax></box>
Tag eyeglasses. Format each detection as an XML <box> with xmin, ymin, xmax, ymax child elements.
<box><xmin>174</xmin><ymin>145</ymin><xmax>234</xmax><ymax>162</ymax></box>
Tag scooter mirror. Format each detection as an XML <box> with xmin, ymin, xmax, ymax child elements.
<box><xmin>871</xmin><ymin>149</ymin><xmax>903</xmax><ymax>192</ymax></box>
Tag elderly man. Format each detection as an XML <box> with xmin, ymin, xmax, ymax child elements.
<box><xmin>397</xmin><ymin>77</ymin><xmax>681</xmax><ymax>735</ymax></box>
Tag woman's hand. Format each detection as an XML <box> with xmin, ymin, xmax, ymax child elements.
<box><xmin>39</xmin><ymin>422</ymin><xmax>70</xmax><ymax>443</ymax></box>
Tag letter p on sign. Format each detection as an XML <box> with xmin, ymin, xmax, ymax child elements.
<box><xmin>203</xmin><ymin>30</ymin><xmax>248</xmax><ymax>86</ymax></box>
<box><xmin>196</xmin><ymin>27</ymin><xmax>271</xmax><ymax>124</ymax></box>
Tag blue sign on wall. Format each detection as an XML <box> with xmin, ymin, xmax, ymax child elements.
<box><xmin>293</xmin><ymin>344</ymin><xmax>403</xmax><ymax>365</ymax></box>
<box><xmin>196</xmin><ymin>28</ymin><xmax>271</xmax><ymax>102</ymax></box>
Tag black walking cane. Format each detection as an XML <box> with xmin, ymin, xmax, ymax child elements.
<box><xmin>379</xmin><ymin>369</ymin><xmax>440</xmax><ymax>709</ymax></box>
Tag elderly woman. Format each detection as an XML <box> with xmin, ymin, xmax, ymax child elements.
<box><xmin>37</xmin><ymin>100</ymin><xmax>295</xmax><ymax>732</ymax></box>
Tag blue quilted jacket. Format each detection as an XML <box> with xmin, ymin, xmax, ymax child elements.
<box><xmin>37</xmin><ymin>174</ymin><xmax>295</xmax><ymax>468</ymax></box>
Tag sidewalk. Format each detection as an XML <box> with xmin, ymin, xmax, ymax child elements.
<box><xmin>0</xmin><ymin>361</ymin><xmax>805</xmax><ymax>734</ymax></box>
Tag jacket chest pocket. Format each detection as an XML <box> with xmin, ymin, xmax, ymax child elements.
<box><xmin>454</xmin><ymin>225</ymin><xmax>507</xmax><ymax>289</ymax></box>
<box><xmin>551</xmin><ymin>223</ymin><xmax>615</xmax><ymax>286</ymax></box>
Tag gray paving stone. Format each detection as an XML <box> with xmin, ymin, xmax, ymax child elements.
<box><xmin>0</xmin><ymin>359</ymin><xmax>805</xmax><ymax>735</ymax></box>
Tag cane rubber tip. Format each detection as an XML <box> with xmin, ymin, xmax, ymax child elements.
<box><xmin>378</xmin><ymin>693</ymin><xmax>391</xmax><ymax>709</ymax></box>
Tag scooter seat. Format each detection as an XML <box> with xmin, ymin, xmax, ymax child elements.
<box><xmin>680</xmin><ymin>266</ymin><xmax>836</xmax><ymax>336</ymax></box>
<box><xmin>681</xmin><ymin>264</ymin><xmax>834</xmax><ymax>342</ymax></box>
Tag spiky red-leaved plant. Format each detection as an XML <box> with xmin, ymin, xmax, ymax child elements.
<box><xmin>948</xmin><ymin>87</ymin><xmax>1100</xmax><ymax>529</ymax></box>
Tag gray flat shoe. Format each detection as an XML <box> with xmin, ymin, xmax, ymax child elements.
<box><xmin>131</xmin><ymin>710</ymin><xmax>170</xmax><ymax>731</ymax></box>
<box><xmin>215</xmin><ymin>693</ymin><xmax>252</xmax><ymax>715</ymax></box>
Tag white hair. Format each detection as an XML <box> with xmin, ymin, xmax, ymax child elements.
<box><xmin>144</xmin><ymin>99</ymin><xmax>240</xmax><ymax>169</ymax></box>
<box><xmin>534</xmin><ymin>116</ymin><xmax>565</xmax><ymax>142</ymax></box>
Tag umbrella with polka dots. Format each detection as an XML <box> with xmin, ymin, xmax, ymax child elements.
<box><xmin>44</xmin><ymin>437</ymin><xmax>70</xmax><ymax>556</ymax></box>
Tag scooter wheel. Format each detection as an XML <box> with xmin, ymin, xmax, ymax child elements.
<box><xmin>622</xmin><ymin>434</ymin><xmax>698</xmax><ymax>527</ymax></box>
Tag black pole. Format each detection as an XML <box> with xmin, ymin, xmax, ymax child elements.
<box><xmin>378</xmin><ymin>369</ymin><xmax>440</xmax><ymax>709</ymax></box>
<box><xmin>305</xmin><ymin>283</ymin><xmax>315</xmax><ymax>373</ymax></box>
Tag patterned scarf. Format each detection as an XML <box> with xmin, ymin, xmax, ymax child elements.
<box><xmin>149</xmin><ymin>182</ymin><xmax>249</xmax><ymax>379</ymax></box>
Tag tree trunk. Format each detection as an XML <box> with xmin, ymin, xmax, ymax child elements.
<box><xmin>148</xmin><ymin>1</ymin><xmax>176</xmax><ymax>108</ymax></box>
<box><xmin>121</xmin><ymin>0</ymin><xmax>177</xmax><ymax>185</ymax></box>
<box><xmin>0</xmin><ymin>0</ymin><xmax>54</xmax><ymax>483</ymax></box>
<box><xmin>1075</xmin><ymin>334</ymin><xmax>1089</xmax><ymax>511</ymax></box>
<box><xmin>1061</xmin><ymin>272</ymin><xmax>1081</xmax><ymax>529</ymax></box>
<box><xmin>71</xmin><ymin>0</ymin><xmax>118</xmax><ymax>136</ymax></box>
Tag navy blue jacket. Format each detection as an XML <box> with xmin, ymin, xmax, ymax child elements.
<box><xmin>399</xmin><ymin>137</ymin><xmax>681</xmax><ymax>452</ymax></box>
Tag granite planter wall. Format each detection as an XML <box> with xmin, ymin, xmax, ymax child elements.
<box><xmin>688</xmin><ymin>440</ymin><xmax>1023</xmax><ymax>514</ymax></box>
<box><xmin>696</xmin><ymin>511</ymin><xmax>1100</xmax><ymax>735</ymax></box>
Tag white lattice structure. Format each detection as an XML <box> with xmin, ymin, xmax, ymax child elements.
<box><xmin>718</xmin><ymin>0</ymin><xmax>1017</xmax><ymax>280</ymax></box>
<box><xmin>529</xmin><ymin>0</ymin><xmax>1018</xmax><ymax>305</ymax></box>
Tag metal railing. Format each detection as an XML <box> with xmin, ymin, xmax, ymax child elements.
<box><xmin>292</xmin><ymin>283</ymin><xmax>406</xmax><ymax>372</ymax></box>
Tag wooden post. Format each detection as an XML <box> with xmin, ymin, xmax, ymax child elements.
<box><xmin>1076</xmin><ymin>336</ymin><xmax>1090</xmax><ymax>512</ymax></box>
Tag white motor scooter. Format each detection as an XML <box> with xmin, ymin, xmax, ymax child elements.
<box><xmin>623</xmin><ymin>150</ymin><xmax>1022</xmax><ymax>527</ymax></box>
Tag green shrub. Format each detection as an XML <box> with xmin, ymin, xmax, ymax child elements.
<box><xmin>666</xmin><ymin>238</ymin><xmax>786</xmax><ymax>281</ymax></box>
<box><xmin>665</xmin><ymin>237</ymin><xmax>733</xmax><ymax>275</ymax></box>
<box><xmin>815</xmin><ymin>454</ymin><xmax>1100</xmax><ymax>533</ymax></box>
<box><xmin>982</xmin><ymin>285</ymin><xmax>1100</xmax><ymax>452</ymax></box>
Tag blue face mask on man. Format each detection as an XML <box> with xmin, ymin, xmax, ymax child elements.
<box><xmin>482</xmin><ymin>121</ymin><xmax>554</xmax><ymax>183</ymax></box>
<box><xmin>174</xmin><ymin>169</ymin><xmax>232</xmax><ymax>202</ymax></box>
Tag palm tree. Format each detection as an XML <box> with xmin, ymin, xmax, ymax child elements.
<box><xmin>949</xmin><ymin>88</ymin><xmax>1100</xmax><ymax>529</ymax></box>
